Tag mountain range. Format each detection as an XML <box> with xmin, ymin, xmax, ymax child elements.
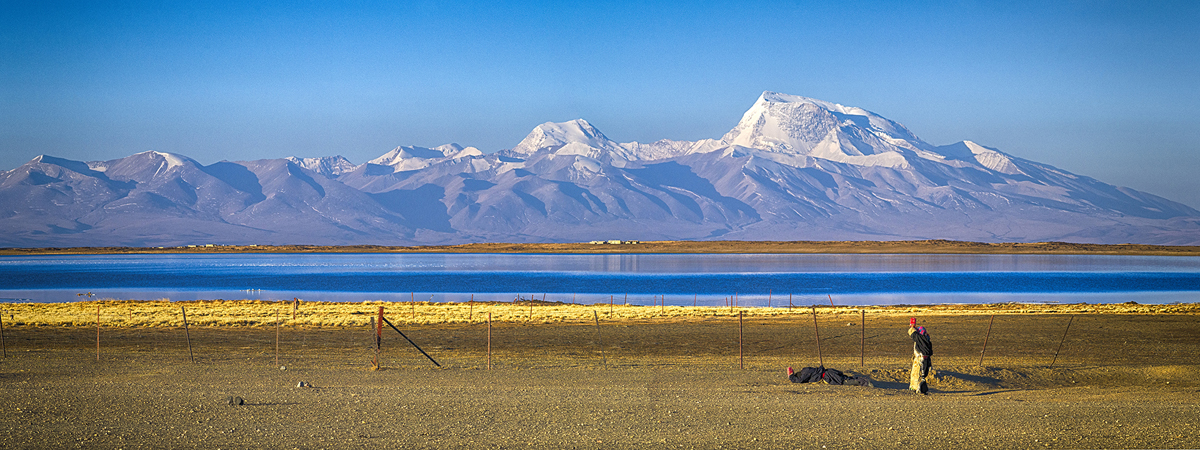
<box><xmin>3</xmin><ymin>91</ymin><xmax>1198</xmax><ymax>247</ymax></box>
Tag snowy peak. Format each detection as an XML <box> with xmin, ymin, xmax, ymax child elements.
<box><xmin>5</xmin><ymin>91</ymin><xmax>1199</xmax><ymax>247</ymax></box>
<box><xmin>619</xmin><ymin>138</ymin><xmax>723</xmax><ymax>160</ymax></box>
<box><xmin>754</xmin><ymin>92</ymin><xmax>918</xmax><ymax>141</ymax></box>
<box><xmin>511</xmin><ymin>119</ymin><xmax>624</xmax><ymax>156</ymax></box>
<box><xmin>89</xmin><ymin>151</ymin><xmax>203</xmax><ymax>182</ymax></box>
<box><xmin>285</xmin><ymin>155</ymin><xmax>358</xmax><ymax>178</ymax></box>
<box><xmin>149</xmin><ymin>151</ymin><xmax>192</xmax><ymax>170</ymax></box>
<box><xmin>367</xmin><ymin>143</ymin><xmax>482</xmax><ymax>172</ymax></box>
<box><xmin>722</xmin><ymin>92</ymin><xmax>920</xmax><ymax>151</ymax></box>
<box><xmin>715</xmin><ymin>91</ymin><xmax>930</xmax><ymax>168</ymax></box>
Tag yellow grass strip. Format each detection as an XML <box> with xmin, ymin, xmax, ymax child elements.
<box><xmin>1</xmin><ymin>300</ymin><xmax>1197</xmax><ymax>328</ymax></box>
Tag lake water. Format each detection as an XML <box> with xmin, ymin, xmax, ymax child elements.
<box><xmin>1</xmin><ymin>253</ymin><xmax>1198</xmax><ymax>306</ymax></box>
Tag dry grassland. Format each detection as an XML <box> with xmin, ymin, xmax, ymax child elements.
<box><xmin>6</xmin><ymin>299</ymin><xmax>1199</xmax><ymax>328</ymax></box>
<box><xmin>2</xmin><ymin>300</ymin><xmax>1199</xmax><ymax>448</ymax></box>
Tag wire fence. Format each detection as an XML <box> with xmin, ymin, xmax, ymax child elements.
<box><xmin>2</xmin><ymin>301</ymin><xmax>1197</xmax><ymax>372</ymax></box>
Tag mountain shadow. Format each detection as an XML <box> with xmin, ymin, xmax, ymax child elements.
<box><xmin>370</xmin><ymin>184</ymin><xmax>454</xmax><ymax>232</ymax></box>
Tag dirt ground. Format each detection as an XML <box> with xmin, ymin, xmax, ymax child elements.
<box><xmin>2</xmin><ymin>311</ymin><xmax>1199</xmax><ymax>449</ymax></box>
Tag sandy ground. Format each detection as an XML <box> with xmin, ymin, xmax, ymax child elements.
<box><xmin>2</xmin><ymin>310</ymin><xmax>1199</xmax><ymax>449</ymax></box>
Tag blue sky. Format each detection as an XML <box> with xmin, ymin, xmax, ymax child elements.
<box><xmin>3</xmin><ymin>1</ymin><xmax>1199</xmax><ymax>207</ymax></box>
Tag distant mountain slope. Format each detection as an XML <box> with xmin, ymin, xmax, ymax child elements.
<box><xmin>3</xmin><ymin>92</ymin><xmax>1198</xmax><ymax>246</ymax></box>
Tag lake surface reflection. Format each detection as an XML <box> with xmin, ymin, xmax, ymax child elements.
<box><xmin>1</xmin><ymin>253</ymin><xmax>1198</xmax><ymax>305</ymax></box>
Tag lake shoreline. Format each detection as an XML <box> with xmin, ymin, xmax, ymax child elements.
<box><xmin>4</xmin><ymin>239</ymin><xmax>1200</xmax><ymax>256</ymax></box>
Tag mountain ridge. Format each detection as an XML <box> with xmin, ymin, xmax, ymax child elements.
<box><xmin>3</xmin><ymin>91</ymin><xmax>1197</xmax><ymax>247</ymax></box>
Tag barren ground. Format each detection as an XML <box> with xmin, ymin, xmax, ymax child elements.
<box><xmin>2</xmin><ymin>306</ymin><xmax>1199</xmax><ymax>449</ymax></box>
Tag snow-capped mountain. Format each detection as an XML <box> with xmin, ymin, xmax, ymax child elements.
<box><xmin>367</xmin><ymin>144</ymin><xmax>482</xmax><ymax>172</ymax></box>
<box><xmin>285</xmin><ymin>155</ymin><xmax>358</xmax><ymax>178</ymax></box>
<box><xmin>3</xmin><ymin>92</ymin><xmax>1198</xmax><ymax>247</ymax></box>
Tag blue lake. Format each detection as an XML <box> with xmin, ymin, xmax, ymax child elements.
<box><xmin>1</xmin><ymin>253</ymin><xmax>1198</xmax><ymax>306</ymax></box>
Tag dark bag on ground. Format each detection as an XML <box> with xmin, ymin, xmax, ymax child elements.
<box><xmin>789</xmin><ymin>366</ymin><xmax>848</xmax><ymax>385</ymax></box>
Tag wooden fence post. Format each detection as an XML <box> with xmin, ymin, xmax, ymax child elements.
<box><xmin>487</xmin><ymin>312</ymin><xmax>492</xmax><ymax>370</ymax></box>
<box><xmin>738</xmin><ymin>310</ymin><xmax>744</xmax><ymax>370</ymax></box>
<box><xmin>373</xmin><ymin>306</ymin><xmax>383</xmax><ymax>369</ymax></box>
<box><xmin>181</xmin><ymin>306</ymin><xmax>194</xmax><ymax>363</ymax></box>
<box><xmin>1</xmin><ymin>308</ymin><xmax>6</xmax><ymax>359</ymax></box>
<box><xmin>96</xmin><ymin>304</ymin><xmax>100</xmax><ymax>361</ymax></box>
<box><xmin>1050</xmin><ymin>316</ymin><xmax>1075</xmax><ymax>369</ymax></box>
<box><xmin>812</xmin><ymin>306</ymin><xmax>823</xmax><ymax>367</ymax></box>
<box><xmin>593</xmin><ymin>311</ymin><xmax>607</xmax><ymax>369</ymax></box>
<box><xmin>275</xmin><ymin>308</ymin><xmax>280</xmax><ymax>367</ymax></box>
<box><xmin>979</xmin><ymin>314</ymin><xmax>995</xmax><ymax>366</ymax></box>
<box><xmin>860</xmin><ymin>310</ymin><xmax>865</xmax><ymax>368</ymax></box>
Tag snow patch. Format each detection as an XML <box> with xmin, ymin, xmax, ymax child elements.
<box><xmin>963</xmin><ymin>141</ymin><xmax>1024</xmax><ymax>175</ymax></box>
<box><xmin>151</xmin><ymin>151</ymin><xmax>188</xmax><ymax>170</ymax></box>
<box><xmin>451</xmin><ymin>147</ymin><xmax>483</xmax><ymax>159</ymax></box>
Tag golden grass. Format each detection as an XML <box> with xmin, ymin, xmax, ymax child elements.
<box><xmin>2</xmin><ymin>299</ymin><xmax>1197</xmax><ymax>328</ymax></box>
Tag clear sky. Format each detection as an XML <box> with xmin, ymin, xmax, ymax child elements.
<box><xmin>3</xmin><ymin>1</ymin><xmax>1199</xmax><ymax>208</ymax></box>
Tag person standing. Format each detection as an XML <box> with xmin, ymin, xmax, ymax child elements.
<box><xmin>909</xmin><ymin>317</ymin><xmax>933</xmax><ymax>394</ymax></box>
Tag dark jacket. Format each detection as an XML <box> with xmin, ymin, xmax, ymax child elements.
<box><xmin>910</xmin><ymin>326</ymin><xmax>933</xmax><ymax>356</ymax></box>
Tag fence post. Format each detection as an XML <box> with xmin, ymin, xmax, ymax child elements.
<box><xmin>487</xmin><ymin>312</ymin><xmax>492</xmax><ymax>370</ymax></box>
<box><xmin>96</xmin><ymin>304</ymin><xmax>100</xmax><ymax>361</ymax></box>
<box><xmin>373</xmin><ymin>306</ymin><xmax>383</xmax><ymax>369</ymax></box>
<box><xmin>1</xmin><ymin>307</ymin><xmax>6</xmax><ymax>359</ymax></box>
<box><xmin>860</xmin><ymin>310</ymin><xmax>865</xmax><ymax>368</ymax></box>
<box><xmin>275</xmin><ymin>308</ymin><xmax>280</xmax><ymax>367</ymax></box>
<box><xmin>1049</xmin><ymin>316</ymin><xmax>1075</xmax><ymax>369</ymax></box>
<box><xmin>593</xmin><ymin>311</ymin><xmax>607</xmax><ymax>369</ymax></box>
<box><xmin>812</xmin><ymin>306</ymin><xmax>823</xmax><ymax>367</ymax></box>
<box><xmin>738</xmin><ymin>311</ymin><xmax>744</xmax><ymax>370</ymax></box>
<box><xmin>979</xmin><ymin>314</ymin><xmax>995</xmax><ymax>366</ymax></box>
<box><xmin>181</xmin><ymin>306</ymin><xmax>194</xmax><ymax>363</ymax></box>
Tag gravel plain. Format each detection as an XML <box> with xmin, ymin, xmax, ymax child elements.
<box><xmin>2</xmin><ymin>308</ymin><xmax>1198</xmax><ymax>449</ymax></box>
